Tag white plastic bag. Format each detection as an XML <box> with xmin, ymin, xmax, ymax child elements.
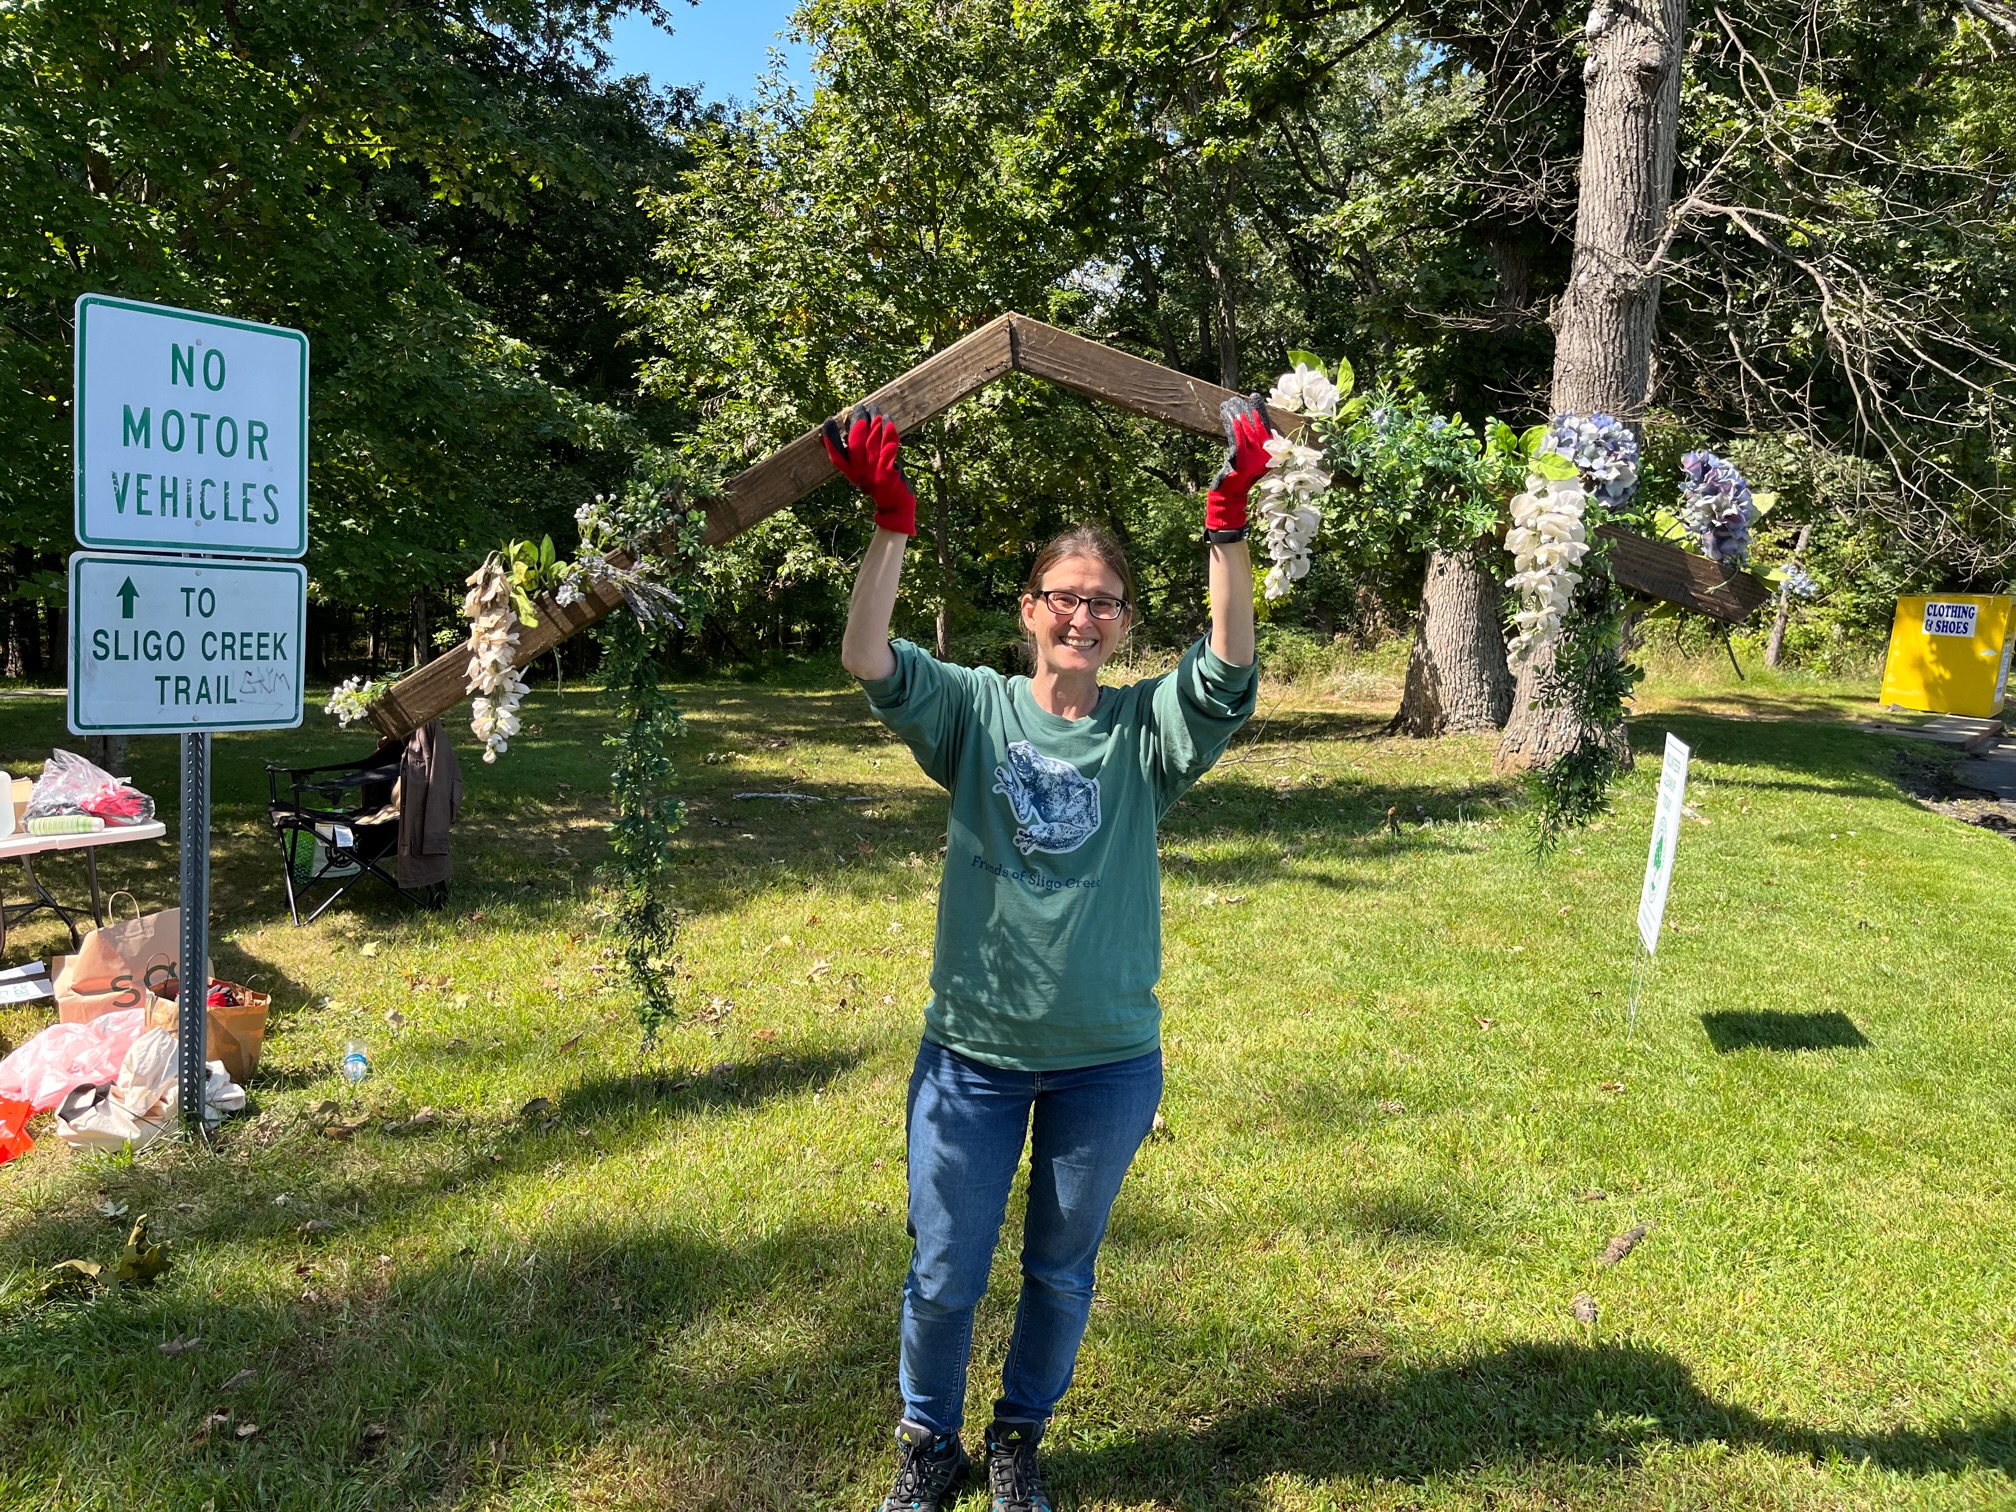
<box><xmin>54</xmin><ymin>1080</ymin><xmax>170</xmax><ymax>1152</ymax></box>
<box><xmin>51</xmin><ymin>1029</ymin><xmax>245</xmax><ymax>1151</ymax></box>
<box><xmin>25</xmin><ymin>749</ymin><xmax>155</xmax><ymax>824</ymax></box>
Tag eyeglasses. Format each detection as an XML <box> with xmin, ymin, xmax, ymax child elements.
<box><xmin>1033</xmin><ymin>589</ymin><xmax>1130</xmax><ymax>622</ymax></box>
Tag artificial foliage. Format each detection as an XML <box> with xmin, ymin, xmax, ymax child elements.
<box><xmin>1528</xmin><ymin>561</ymin><xmax>1645</xmax><ymax>853</ymax></box>
<box><xmin>586</xmin><ymin>473</ymin><xmax>712</xmax><ymax>1044</ymax></box>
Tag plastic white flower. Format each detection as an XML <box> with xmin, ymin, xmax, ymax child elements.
<box><xmin>1267</xmin><ymin>364</ymin><xmax>1339</xmax><ymax>419</ymax></box>
<box><xmin>324</xmin><ymin>677</ymin><xmax>377</xmax><ymax>728</ymax></box>
<box><xmin>1505</xmin><ymin>473</ymin><xmax>1590</xmax><ymax>663</ymax></box>
<box><xmin>1253</xmin><ymin>422</ymin><xmax>1331</xmax><ymax>601</ymax></box>
<box><xmin>463</xmin><ymin>560</ymin><xmax>529</xmax><ymax>763</ymax></box>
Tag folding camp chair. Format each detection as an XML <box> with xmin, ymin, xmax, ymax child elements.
<box><xmin>266</xmin><ymin>748</ymin><xmax>446</xmax><ymax>925</ymax></box>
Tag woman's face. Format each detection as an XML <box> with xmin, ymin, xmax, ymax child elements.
<box><xmin>1021</xmin><ymin>555</ymin><xmax>1131</xmax><ymax>679</ymax></box>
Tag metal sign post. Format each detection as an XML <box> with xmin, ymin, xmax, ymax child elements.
<box><xmin>176</xmin><ymin>735</ymin><xmax>211</xmax><ymax>1128</ymax></box>
<box><xmin>68</xmin><ymin>292</ymin><xmax>309</xmax><ymax>1132</ymax></box>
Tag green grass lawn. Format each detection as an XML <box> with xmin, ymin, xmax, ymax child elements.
<box><xmin>1</xmin><ymin>654</ymin><xmax>2011</xmax><ymax>1511</ymax></box>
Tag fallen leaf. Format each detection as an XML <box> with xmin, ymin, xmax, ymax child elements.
<box><xmin>752</xmin><ymin>1028</ymin><xmax>779</xmax><ymax>1043</ymax></box>
<box><xmin>519</xmin><ymin>1097</ymin><xmax>553</xmax><ymax>1120</ymax></box>
<box><xmin>1342</xmin><ymin>1344</ymin><xmax>1386</xmax><ymax>1363</ymax></box>
<box><xmin>41</xmin><ymin>1259</ymin><xmax>103</xmax><ymax>1298</ymax></box>
<box><xmin>272</xmin><ymin>1194</ymin><xmax>291</xmax><ymax>1206</ymax></box>
<box><xmin>194</xmin><ymin>1410</ymin><xmax>231</xmax><ymax>1445</ymax></box>
<box><xmin>298</xmin><ymin>1219</ymin><xmax>334</xmax><ymax>1236</ymax></box>
<box><xmin>542</xmin><ymin>976</ymin><xmax>560</xmax><ymax>990</ymax></box>
<box><xmin>1572</xmin><ymin>1293</ymin><xmax>1599</xmax><ymax>1325</ymax></box>
<box><xmin>1599</xmin><ymin>1080</ymin><xmax>1625</xmax><ymax>1095</ymax></box>
<box><xmin>1598</xmin><ymin>1222</ymin><xmax>1651</xmax><ymax>1267</ymax></box>
<box><xmin>95</xmin><ymin>1198</ymin><xmax>129</xmax><ymax>1219</ymax></box>
<box><xmin>235</xmin><ymin>1421</ymin><xmax>259</xmax><ymax>1440</ymax></box>
<box><xmin>443</xmin><ymin>1037</ymin><xmax>467</xmax><ymax>1052</ymax></box>
<box><xmin>808</xmin><ymin>960</ymin><xmax>831</xmax><ymax>980</ymax></box>
<box><xmin>1580</xmin><ymin>1189</ymin><xmax>1609</xmax><ymax>1202</ymax></box>
<box><xmin>220</xmin><ymin>1368</ymin><xmax>258</xmax><ymax>1392</ymax></box>
<box><xmin>404</xmin><ymin>1107</ymin><xmax>438</xmax><ymax>1131</ymax></box>
<box><xmin>1475</xmin><ymin>1017</ymin><xmax>1495</xmax><ymax>1030</ymax></box>
<box><xmin>321</xmin><ymin>1121</ymin><xmax>366</xmax><ymax>1141</ymax></box>
<box><xmin>360</xmin><ymin>942</ymin><xmax>379</xmax><ymax>958</ymax></box>
<box><xmin>311</xmin><ymin>1100</ymin><xmax>339</xmax><ymax>1119</ymax></box>
<box><xmin>556</xmin><ymin>1033</ymin><xmax>583</xmax><ymax>1053</ymax></box>
<box><xmin>159</xmin><ymin>1335</ymin><xmax>203</xmax><ymax>1357</ymax></box>
<box><xmin>112</xmin><ymin>1215</ymin><xmax>171</xmax><ymax>1286</ymax></box>
<box><xmin>384</xmin><ymin>1009</ymin><xmax>406</xmax><ymax>1032</ymax></box>
<box><xmin>1376</xmin><ymin>1098</ymin><xmax>1406</xmax><ymax>1114</ymax></box>
<box><xmin>362</xmin><ymin>1422</ymin><xmax>389</xmax><ymax>1443</ymax></box>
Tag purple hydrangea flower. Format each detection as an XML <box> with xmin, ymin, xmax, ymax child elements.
<box><xmin>1779</xmin><ymin>562</ymin><xmax>1820</xmax><ymax>599</ymax></box>
<box><xmin>1678</xmin><ymin>450</ymin><xmax>1755</xmax><ymax>563</ymax></box>
<box><xmin>1545</xmin><ymin>412</ymin><xmax>1640</xmax><ymax>510</ymax></box>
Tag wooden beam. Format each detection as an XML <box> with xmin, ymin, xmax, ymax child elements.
<box><xmin>699</xmin><ymin>315</ymin><xmax>1016</xmax><ymax>546</ymax></box>
<box><xmin>1596</xmin><ymin>524</ymin><xmax>1772</xmax><ymax>624</ymax></box>
<box><xmin>359</xmin><ymin>307</ymin><xmax>1773</xmax><ymax>738</ymax></box>
<box><xmin>1007</xmin><ymin>316</ymin><xmax>1238</xmax><ymax>437</ymax></box>
<box><xmin>366</xmin><ymin>317</ymin><xmax>1018</xmax><ymax>739</ymax></box>
<box><xmin>363</xmin><ymin>573</ymin><xmax>630</xmax><ymax>740</ymax></box>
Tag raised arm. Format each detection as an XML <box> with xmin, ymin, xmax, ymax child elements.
<box><xmin>1202</xmin><ymin>396</ymin><xmax>1271</xmax><ymax>668</ymax></box>
<box><xmin>826</xmin><ymin>404</ymin><xmax>919</xmax><ymax>682</ymax></box>
<box><xmin>843</xmin><ymin>528</ymin><xmax>909</xmax><ymax>681</ymax></box>
<box><xmin>1208</xmin><ymin>541</ymin><xmax>1255</xmax><ymax>666</ymax></box>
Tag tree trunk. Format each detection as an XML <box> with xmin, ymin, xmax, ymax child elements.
<box><xmin>409</xmin><ymin>589</ymin><xmax>431</xmax><ymax>669</ymax></box>
<box><xmin>1392</xmin><ymin>544</ymin><xmax>1513</xmax><ymax>735</ymax></box>
<box><xmin>1496</xmin><ymin>0</ymin><xmax>1686</xmax><ymax>774</ymax></box>
<box><xmin>86</xmin><ymin>736</ymin><xmax>129</xmax><ymax>777</ymax></box>
<box><xmin>1764</xmin><ymin>520</ymin><xmax>1811</xmax><ymax>668</ymax></box>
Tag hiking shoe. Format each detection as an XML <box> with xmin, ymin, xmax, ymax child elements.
<box><xmin>984</xmin><ymin>1419</ymin><xmax>1051</xmax><ymax>1512</ymax></box>
<box><xmin>880</xmin><ymin>1419</ymin><xmax>969</xmax><ymax>1512</ymax></box>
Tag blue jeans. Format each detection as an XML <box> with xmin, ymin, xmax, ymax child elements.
<box><xmin>899</xmin><ymin>1037</ymin><xmax>1163</xmax><ymax>1434</ymax></box>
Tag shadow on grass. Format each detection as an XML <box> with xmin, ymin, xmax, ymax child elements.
<box><xmin>1055</xmin><ymin>1341</ymin><xmax>2016</xmax><ymax>1505</ymax></box>
<box><xmin>0</xmin><ymin>1048</ymin><xmax>866</xmax><ymax>1262</ymax></box>
<box><xmin>1701</xmin><ymin>1010</ymin><xmax>1870</xmax><ymax>1053</ymax></box>
<box><xmin>0</xmin><ymin>1211</ymin><xmax>905</xmax><ymax>1510</ymax></box>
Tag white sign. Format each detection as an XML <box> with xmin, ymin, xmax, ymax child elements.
<box><xmin>1924</xmin><ymin>601</ymin><xmax>1979</xmax><ymax>638</ymax></box>
<box><xmin>67</xmin><ymin>553</ymin><xmax>306</xmax><ymax>734</ymax></box>
<box><xmin>1636</xmin><ymin>732</ymin><xmax>1692</xmax><ymax>955</ymax></box>
<box><xmin>74</xmin><ymin>294</ymin><xmax>308</xmax><ymax>558</ymax></box>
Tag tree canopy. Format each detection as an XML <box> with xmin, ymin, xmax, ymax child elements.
<box><xmin>4</xmin><ymin>0</ymin><xmax>2013</xmax><ymax>681</ymax></box>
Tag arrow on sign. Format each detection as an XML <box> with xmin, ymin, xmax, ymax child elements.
<box><xmin>117</xmin><ymin>578</ymin><xmax>139</xmax><ymax>619</ymax></box>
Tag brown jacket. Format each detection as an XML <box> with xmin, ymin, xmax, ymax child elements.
<box><xmin>397</xmin><ymin>719</ymin><xmax>462</xmax><ymax>887</ymax></box>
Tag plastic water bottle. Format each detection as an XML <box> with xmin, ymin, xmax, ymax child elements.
<box><xmin>342</xmin><ymin>1041</ymin><xmax>371</xmax><ymax>1085</ymax></box>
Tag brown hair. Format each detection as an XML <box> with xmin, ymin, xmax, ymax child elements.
<box><xmin>1022</xmin><ymin>525</ymin><xmax>1136</xmax><ymax>609</ymax></box>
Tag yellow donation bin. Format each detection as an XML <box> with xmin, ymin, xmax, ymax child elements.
<box><xmin>1879</xmin><ymin>594</ymin><xmax>2016</xmax><ymax>718</ymax></box>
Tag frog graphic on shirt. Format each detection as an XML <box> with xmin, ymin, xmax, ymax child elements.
<box><xmin>992</xmin><ymin>741</ymin><xmax>1102</xmax><ymax>855</ymax></box>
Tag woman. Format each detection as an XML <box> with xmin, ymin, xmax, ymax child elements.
<box><xmin>826</xmin><ymin>396</ymin><xmax>1271</xmax><ymax>1512</ymax></box>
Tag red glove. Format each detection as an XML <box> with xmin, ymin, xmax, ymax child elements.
<box><xmin>1205</xmin><ymin>394</ymin><xmax>1276</xmax><ymax>534</ymax></box>
<box><xmin>822</xmin><ymin>404</ymin><xmax>917</xmax><ymax>537</ymax></box>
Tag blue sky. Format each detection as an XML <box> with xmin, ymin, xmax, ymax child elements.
<box><xmin>604</xmin><ymin>1</ymin><xmax>810</xmax><ymax>103</ymax></box>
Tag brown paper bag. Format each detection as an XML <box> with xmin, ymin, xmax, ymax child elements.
<box><xmin>53</xmin><ymin>907</ymin><xmax>202</xmax><ymax>1024</ymax></box>
<box><xmin>147</xmin><ymin>983</ymin><xmax>269</xmax><ymax>1083</ymax></box>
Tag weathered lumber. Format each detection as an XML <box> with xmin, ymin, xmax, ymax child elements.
<box><xmin>360</xmin><ymin>309</ymin><xmax>1773</xmax><ymax>739</ymax></box>
<box><xmin>1595</xmin><ymin>524</ymin><xmax>1772</xmax><ymax>624</ymax></box>
<box><xmin>1008</xmin><ymin>318</ymin><xmax>1238</xmax><ymax>437</ymax></box>
<box><xmin>699</xmin><ymin>314</ymin><xmax>1017</xmax><ymax>547</ymax></box>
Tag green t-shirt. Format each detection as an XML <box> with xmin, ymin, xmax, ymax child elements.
<box><xmin>861</xmin><ymin>637</ymin><xmax>1257</xmax><ymax>1071</ymax></box>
